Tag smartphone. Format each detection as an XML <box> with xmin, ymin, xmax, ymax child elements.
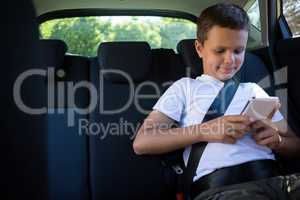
<box><xmin>241</xmin><ymin>97</ymin><xmax>280</xmax><ymax>120</ymax></box>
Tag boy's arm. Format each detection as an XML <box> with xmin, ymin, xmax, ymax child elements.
<box><xmin>133</xmin><ymin>110</ymin><xmax>204</xmax><ymax>155</ymax></box>
<box><xmin>133</xmin><ymin>110</ymin><xmax>251</xmax><ymax>155</ymax></box>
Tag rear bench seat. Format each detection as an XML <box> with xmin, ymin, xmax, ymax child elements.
<box><xmin>41</xmin><ymin>40</ymin><xmax>185</xmax><ymax>200</ymax></box>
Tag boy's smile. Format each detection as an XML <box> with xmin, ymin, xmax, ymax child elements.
<box><xmin>195</xmin><ymin>26</ymin><xmax>248</xmax><ymax>81</ymax></box>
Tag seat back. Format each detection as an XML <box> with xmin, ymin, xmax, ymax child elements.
<box><xmin>0</xmin><ymin>1</ymin><xmax>47</xmax><ymax>199</ymax></box>
<box><xmin>41</xmin><ymin>39</ymin><xmax>91</xmax><ymax>200</ymax></box>
<box><xmin>89</xmin><ymin>42</ymin><xmax>182</xmax><ymax>200</ymax></box>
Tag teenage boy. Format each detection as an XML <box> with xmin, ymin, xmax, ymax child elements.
<box><xmin>133</xmin><ymin>3</ymin><xmax>300</xmax><ymax>199</ymax></box>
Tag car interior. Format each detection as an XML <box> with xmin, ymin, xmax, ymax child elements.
<box><xmin>1</xmin><ymin>0</ymin><xmax>300</xmax><ymax>200</ymax></box>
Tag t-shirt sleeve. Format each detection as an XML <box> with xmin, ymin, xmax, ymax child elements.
<box><xmin>251</xmin><ymin>83</ymin><xmax>283</xmax><ymax>122</ymax></box>
<box><xmin>152</xmin><ymin>78</ymin><xmax>186</xmax><ymax>122</ymax></box>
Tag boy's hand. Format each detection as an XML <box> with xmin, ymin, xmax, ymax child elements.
<box><xmin>250</xmin><ymin>103</ymin><xmax>282</xmax><ymax>149</ymax></box>
<box><xmin>203</xmin><ymin>115</ymin><xmax>252</xmax><ymax>144</ymax></box>
<box><xmin>250</xmin><ymin>119</ymin><xmax>281</xmax><ymax>149</ymax></box>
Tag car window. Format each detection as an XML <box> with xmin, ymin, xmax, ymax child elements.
<box><xmin>39</xmin><ymin>16</ymin><xmax>196</xmax><ymax>57</ymax></box>
<box><xmin>247</xmin><ymin>0</ymin><xmax>261</xmax><ymax>31</ymax></box>
<box><xmin>245</xmin><ymin>0</ymin><xmax>262</xmax><ymax>49</ymax></box>
<box><xmin>282</xmin><ymin>0</ymin><xmax>300</xmax><ymax>37</ymax></box>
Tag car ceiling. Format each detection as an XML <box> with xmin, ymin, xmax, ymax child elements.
<box><xmin>33</xmin><ymin>0</ymin><xmax>249</xmax><ymax>17</ymax></box>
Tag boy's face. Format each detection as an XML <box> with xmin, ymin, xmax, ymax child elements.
<box><xmin>195</xmin><ymin>26</ymin><xmax>248</xmax><ymax>81</ymax></box>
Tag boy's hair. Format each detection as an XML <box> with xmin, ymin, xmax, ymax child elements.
<box><xmin>197</xmin><ymin>3</ymin><xmax>250</xmax><ymax>44</ymax></box>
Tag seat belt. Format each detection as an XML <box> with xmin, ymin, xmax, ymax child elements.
<box><xmin>183</xmin><ymin>77</ymin><xmax>240</xmax><ymax>200</ymax></box>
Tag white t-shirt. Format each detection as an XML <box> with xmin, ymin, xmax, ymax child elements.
<box><xmin>153</xmin><ymin>74</ymin><xmax>283</xmax><ymax>182</ymax></box>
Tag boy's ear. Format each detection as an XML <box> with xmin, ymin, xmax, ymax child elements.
<box><xmin>195</xmin><ymin>39</ymin><xmax>203</xmax><ymax>58</ymax></box>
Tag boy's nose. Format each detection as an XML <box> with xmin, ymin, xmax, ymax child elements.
<box><xmin>224</xmin><ymin>52</ymin><xmax>234</xmax><ymax>65</ymax></box>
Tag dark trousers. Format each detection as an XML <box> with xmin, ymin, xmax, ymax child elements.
<box><xmin>193</xmin><ymin>173</ymin><xmax>300</xmax><ymax>200</ymax></box>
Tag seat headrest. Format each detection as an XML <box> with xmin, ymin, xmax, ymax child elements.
<box><xmin>97</xmin><ymin>42</ymin><xmax>151</xmax><ymax>83</ymax></box>
<box><xmin>239</xmin><ymin>52</ymin><xmax>271</xmax><ymax>83</ymax></box>
<box><xmin>177</xmin><ymin>39</ymin><xmax>203</xmax><ymax>78</ymax></box>
<box><xmin>39</xmin><ymin>39</ymin><xmax>68</xmax><ymax>68</ymax></box>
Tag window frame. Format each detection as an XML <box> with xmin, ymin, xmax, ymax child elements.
<box><xmin>38</xmin><ymin>10</ymin><xmax>198</xmax><ymax>56</ymax></box>
<box><xmin>243</xmin><ymin>0</ymin><xmax>269</xmax><ymax>49</ymax></box>
<box><xmin>37</xmin><ymin>9</ymin><xmax>197</xmax><ymax>24</ymax></box>
<box><xmin>279</xmin><ymin>0</ymin><xmax>299</xmax><ymax>38</ymax></box>
<box><xmin>37</xmin><ymin>3</ymin><xmax>271</xmax><ymax>52</ymax></box>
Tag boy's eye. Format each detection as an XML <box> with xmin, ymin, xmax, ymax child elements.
<box><xmin>215</xmin><ymin>49</ymin><xmax>225</xmax><ymax>54</ymax></box>
<box><xmin>234</xmin><ymin>49</ymin><xmax>244</xmax><ymax>54</ymax></box>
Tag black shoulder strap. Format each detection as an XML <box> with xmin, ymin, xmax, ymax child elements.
<box><xmin>183</xmin><ymin>78</ymin><xmax>240</xmax><ymax>199</ymax></box>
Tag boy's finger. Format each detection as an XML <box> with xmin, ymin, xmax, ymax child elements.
<box><xmin>232</xmin><ymin>130</ymin><xmax>245</xmax><ymax>139</ymax></box>
<box><xmin>267</xmin><ymin>108</ymin><xmax>276</xmax><ymax>119</ymax></box>
<box><xmin>226</xmin><ymin>115</ymin><xmax>251</xmax><ymax>124</ymax></box>
<box><xmin>267</xmin><ymin>102</ymin><xmax>280</xmax><ymax>120</ymax></box>
<box><xmin>231</xmin><ymin>123</ymin><xmax>250</xmax><ymax>132</ymax></box>
<box><xmin>277</xmin><ymin>102</ymin><xmax>281</xmax><ymax>109</ymax></box>
<box><xmin>257</xmin><ymin>136</ymin><xmax>274</xmax><ymax>146</ymax></box>
<box><xmin>224</xmin><ymin>136</ymin><xmax>236</xmax><ymax>144</ymax></box>
<box><xmin>250</xmin><ymin>120</ymin><xmax>266</xmax><ymax>131</ymax></box>
<box><xmin>252</xmin><ymin>129</ymin><xmax>272</xmax><ymax>141</ymax></box>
